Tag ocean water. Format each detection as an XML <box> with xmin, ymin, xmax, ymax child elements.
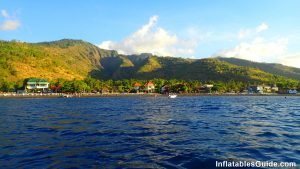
<box><xmin>0</xmin><ymin>96</ymin><xmax>299</xmax><ymax>168</ymax></box>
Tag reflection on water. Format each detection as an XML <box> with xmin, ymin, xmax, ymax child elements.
<box><xmin>0</xmin><ymin>96</ymin><xmax>299</xmax><ymax>168</ymax></box>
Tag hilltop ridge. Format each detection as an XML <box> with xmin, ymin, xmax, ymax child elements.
<box><xmin>0</xmin><ymin>39</ymin><xmax>299</xmax><ymax>84</ymax></box>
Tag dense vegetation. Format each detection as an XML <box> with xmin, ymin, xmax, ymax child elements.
<box><xmin>0</xmin><ymin>39</ymin><xmax>104</xmax><ymax>81</ymax></box>
<box><xmin>1</xmin><ymin>77</ymin><xmax>299</xmax><ymax>93</ymax></box>
<box><xmin>0</xmin><ymin>39</ymin><xmax>300</xmax><ymax>93</ymax></box>
<box><xmin>217</xmin><ymin>57</ymin><xmax>300</xmax><ymax>80</ymax></box>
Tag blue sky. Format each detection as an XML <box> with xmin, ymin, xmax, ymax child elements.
<box><xmin>1</xmin><ymin>0</ymin><xmax>300</xmax><ymax>67</ymax></box>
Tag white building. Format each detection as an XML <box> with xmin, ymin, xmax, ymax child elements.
<box><xmin>26</xmin><ymin>78</ymin><xmax>49</xmax><ymax>92</ymax></box>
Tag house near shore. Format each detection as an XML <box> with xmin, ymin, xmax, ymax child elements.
<box><xmin>279</xmin><ymin>88</ymin><xmax>298</xmax><ymax>94</ymax></box>
<box><xmin>132</xmin><ymin>82</ymin><xmax>142</xmax><ymax>92</ymax></box>
<box><xmin>25</xmin><ymin>78</ymin><xmax>49</xmax><ymax>92</ymax></box>
<box><xmin>198</xmin><ymin>84</ymin><xmax>214</xmax><ymax>93</ymax></box>
<box><xmin>203</xmin><ymin>84</ymin><xmax>214</xmax><ymax>88</ymax></box>
<box><xmin>248</xmin><ymin>84</ymin><xmax>279</xmax><ymax>94</ymax></box>
<box><xmin>271</xmin><ymin>84</ymin><xmax>279</xmax><ymax>93</ymax></box>
<box><xmin>248</xmin><ymin>85</ymin><xmax>264</xmax><ymax>94</ymax></box>
<box><xmin>263</xmin><ymin>85</ymin><xmax>272</xmax><ymax>93</ymax></box>
<box><xmin>288</xmin><ymin>89</ymin><xmax>297</xmax><ymax>94</ymax></box>
<box><xmin>144</xmin><ymin>81</ymin><xmax>155</xmax><ymax>93</ymax></box>
<box><xmin>161</xmin><ymin>85</ymin><xmax>170</xmax><ymax>94</ymax></box>
<box><xmin>262</xmin><ymin>84</ymin><xmax>279</xmax><ymax>93</ymax></box>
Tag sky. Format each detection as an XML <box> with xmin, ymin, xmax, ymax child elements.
<box><xmin>1</xmin><ymin>0</ymin><xmax>300</xmax><ymax>68</ymax></box>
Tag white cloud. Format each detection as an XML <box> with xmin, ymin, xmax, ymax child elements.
<box><xmin>237</xmin><ymin>22</ymin><xmax>269</xmax><ymax>39</ymax></box>
<box><xmin>279</xmin><ymin>54</ymin><xmax>300</xmax><ymax>68</ymax></box>
<box><xmin>256</xmin><ymin>23</ymin><xmax>268</xmax><ymax>33</ymax></box>
<box><xmin>238</xmin><ymin>29</ymin><xmax>252</xmax><ymax>39</ymax></box>
<box><xmin>0</xmin><ymin>20</ymin><xmax>21</xmax><ymax>31</ymax></box>
<box><xmin>215</xmin><ymin>37</ymin><xmax>288</xmax><ymax>63</ymax></box>
<box><xmin>1</xmin><ymin>9</ymin><xmax>9</xmax><ymax>18</ymax></box>
<box><xmin>98</xmin><ymin>16</ymin><xmax>198</xmax><ymax>57</ymax></box>
<box><xmin>215</xmin><ymin>22</ymin><xmax>300</xmax><ymax>68</ymax></box>
<box><xmin>0</xmin><ymin>9</ymin><xmax>21</xmax><ymax>31</ymax></box>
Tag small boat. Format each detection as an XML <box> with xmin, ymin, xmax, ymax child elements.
<box><xmin>60</xmin><ymin>94</ymin><xmax>72</xmax><ymax>98</ymax></box>
<box><xmin>168</xmin><ymin>94</ymin><xmax>177</xmax><ymax>98</ymax></box>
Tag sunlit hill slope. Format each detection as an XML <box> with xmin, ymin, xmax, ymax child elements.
<box><xmin>1</xmin><ymin>39</ymin><xmax>299</xmax><ymax>83</ymax></box>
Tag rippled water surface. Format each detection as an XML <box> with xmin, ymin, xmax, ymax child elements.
<box><xmin>0</xmin><ymin>96</ymin><xmax>299</xmax><ymax>168</ymax></box>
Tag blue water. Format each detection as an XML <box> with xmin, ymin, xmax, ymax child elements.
<box><xmin>0</xmin><ymin>96</ymin><xmax>299</xmax><ymax>168</ymax></box>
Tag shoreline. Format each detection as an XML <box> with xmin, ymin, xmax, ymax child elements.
<box><xmin>0</xmin><ymin>93</ymin><xmax>299</xmax><ymax>99</ymax></box>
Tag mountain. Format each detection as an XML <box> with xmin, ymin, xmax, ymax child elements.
<box><xmin>0</xmin><ymin>39</ymin><xmax>113</xmax><ymax>81</ymax></box>
<box><xmin>216</xmin><ymin>57</ymin><xmax>300</xmax><ymax>80</ymax></box>
<box><xmin>0</xmin><ymin>39</ymin><xmax>299</xmax><ymax>84</ymax></box>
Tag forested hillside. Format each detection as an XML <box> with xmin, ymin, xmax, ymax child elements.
<box><xmin>0</xmin><ymin>39</ymin><xmax>299</xmax><ymax>86</ymax></box>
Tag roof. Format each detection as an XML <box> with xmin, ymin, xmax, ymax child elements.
<box><xmin>204</xmin><ymin>84</ymin><xmax>213</xmax><ymax>88</ymax></box>
<box><xmin>133</xmin><ymin>82</ymin><xmax>142</xmax><ymax>87</ymax></box>
<box><xmin>27</xmin><ymin>78</ymin><xmax>49</xmax><ymax>84</ymax></box>
<box><xmin>144</xmin><ymin>81</ymin><xmax>155</xmax><ymax>86</ymax></box>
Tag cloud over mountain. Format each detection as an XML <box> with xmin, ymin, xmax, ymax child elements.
<box><xmin>256</xmin><ymin>23</ymin><xmax>268</xmax><ymax>33</ymax></box>
<box><xmin>98</xmin><ymin>16</ymin><xmax>197</xmax><ymax>57</ymax></box>
<box><xmin>237</xmin><ymin>23</ymin><xmax>269</xmax><ymax>39</ymax></box>
<box><xmin>0</xmin><ymin>9</ymin><xmax>21</xmax><ymax>31</ymax></box>
<box><xmin>280</xmin><ymin>54</ymin><xmax>300</xmax><ymax>68</ymax></box>
<box><xmin>215</xmin><ymin>37</ymin><xmax>288</xmax><ymax>63</ymax></box>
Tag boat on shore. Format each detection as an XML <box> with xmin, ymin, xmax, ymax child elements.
<box><xmin>60</xmin><ymin>94</ymin><xmax>72</xmax><ymax>98</ymax></box>
<box><xmin>168</xmin><ymin>94</ymin><xmax>177</xmax><ymax>98</ymax></box>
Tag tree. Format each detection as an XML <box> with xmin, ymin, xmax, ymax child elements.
<box><xmin>72</xmin><ymin>80</ymin><xmax>89</xmax><ymax>93</ymax></box>
<box><xmin>62</xmin><ymin>81</ymin><xmax>73</xmax><ymax>92</ymax></box>
<box><xmin>93</xmin><ymin>80</ymin><xmax>102</xmax><ymax>92</ymax></box>
<box><xmin>84</xmin><ymin>76</ymin><xmax>97</xmax><ymax>91</ymax></box>
<box><xmin>211</xmin><ymin>81</ymin><xmax>226</xmax><ymax>93</ymax></box>
<box><xmin>14</xmin><ymin>80</ymin><xmax>24</xmax><ymax>90</ymax></box>
<box><xmin>0</xmin><ymin>80</ymin><xmax>15</xmax><ymax>92</ymax></box>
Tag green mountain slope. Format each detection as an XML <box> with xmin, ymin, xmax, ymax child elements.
<box><xmin>0</xmin><ymin>39</ymin><xmax>299</xmax><ymax>84</ymax></box>
<box><xmin>0</xmin><ymin>39</ymin><xmax>118</xmax><ymax>81</ymax></box>
<box><xmin>217</xmin><ymin>57</ymin><xmax>300</xmax><ymax>80</ymax></box>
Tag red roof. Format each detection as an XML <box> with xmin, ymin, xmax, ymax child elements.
<box><xmin>144</xmin><ymin>81</ymin><xmax>155</xmax><ymax>87</ymax></box>
<box><xmin>133</xmin><ymin>82</ymin><xmax>142</xmax><ymax>87</ymax></box>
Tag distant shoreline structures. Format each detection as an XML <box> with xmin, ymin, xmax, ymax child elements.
<box><xmin>1</xmin><ymin>77</ymin><xmax>299</xmax><ymax>98</ymax></box>
<box><xmin>0</xmin><ymin>92</ymin><xmax>299</xmax><ymax>99</ymax></box>
<box><xmin>0</xmin><ymin>39</ymin><xmax>299</xmax><ymax>95</ymax></box>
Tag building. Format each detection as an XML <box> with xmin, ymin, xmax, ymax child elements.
<box><xmin>248</xmin><ymin>84</ymin><xmax>279</xmax><ymax>94</ymax></box>
<box><xmin>271</xmin><ymin>86</ymin><xmax>279</xmax><ymax>92</ymax></box>
<box><xmin>271</xmin><ymin>84</ymin><xmax>279</xmax><ymax>93</ymax></box>
<box><xmin>144</xmin><ymin>81</ymin><xmax>155</xmax><ymax>93</ymax></box>
<box><xmin>279</xmin><ymin>88</ymin><xmax>297</xmax><ymax>94</ymax></box>
<box><xmin>26</xmin><ymin>78</ymin><xmax>49</xmax><ymax>92</ymax></box>
<box><xmin>263</xmin><ymin>85</ymin><xmax>271</xmax><ymax>93</ymax></box>
<box><xmin>132</xmin><ymin>82</ymin><xmax>142</xmax><ymax>92</ymax></box>
<box><xmin>198</xmin><ymin>84</ymin><xmax>214</xmax><ymax>93</ymax></box>
<box><xmin>248</xmin><ymin>85</ymin><xmax>264</xmax><ymax>94</ymax></box>
<box><xmin>204</xmin><ymin>84</ymin><xmax>214</xmax><ymax>88</ymax></box>
<box><xmin>161</xmin><ymin>85</ymin><xmax>170</xmax><ymax>94</ymax></box>
<box><xmin>288</xmin><ymin>89</ymin><xmax>297</xmax><ymax>94</ymax></box>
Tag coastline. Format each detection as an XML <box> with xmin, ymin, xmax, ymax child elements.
<box><xmin>0</xmin><ymin>92</ymin><xmax>299</xmax><ymax>99</ymax></box>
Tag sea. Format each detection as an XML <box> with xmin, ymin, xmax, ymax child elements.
<box><xmin>0</xmin><ymin>96</ymin><xmax>299</xmax><ymax>169</ymax></box>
